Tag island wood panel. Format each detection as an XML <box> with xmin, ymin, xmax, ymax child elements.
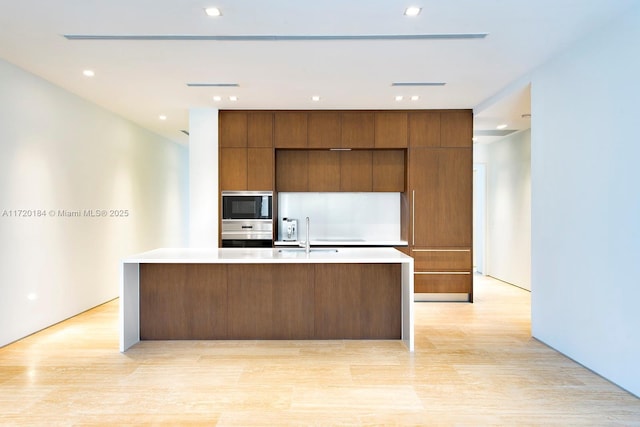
<box><xmin>138</xmin><ymin>262</ymin><xmax>402</xmax><ymax>341</ymax></box>
<box><xmin>308</xmin><ymin>150</ymin><xmax>340</xmax><ymax>191</ymax></box>
<box><xmin>341</xmin><ymin>111</ymin><xmax>374</xmax><ymax>148</ymax></box>
<box><xmin>227</xmin><ymin>264</ymin><xmax>315</xmax><ymax>339</ymax></box>
<box><xmin>247</xmin><ymin>111</ymin><xmax>273</xmax><ymax>147</ymax></box>
<box><xmin>274</xmin><ymin>112</ymin><xmax>308</xmax><ymax>148</ymax></box>
<box><xmin>314</xmin><ymin>264</ymin><xmax>401</xmax><ymax>339</ymax></box>
<box><xmin>308</xmin><ymin>112</ymin><xmax>341</xmax><ymax>149</ymax></box>
<box><xmin>139</xmin><ymin>264</ymin><xmax>228</xmax><ymax>340</ymax></box>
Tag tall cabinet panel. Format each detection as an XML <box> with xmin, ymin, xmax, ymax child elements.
<box><xmin>408</xmin><ymin>110</ymin><xmax>473</xmax><ymax>301</ymax></box>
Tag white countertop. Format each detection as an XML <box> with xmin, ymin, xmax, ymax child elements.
<box><xmin>274</xmin><ymin>240</ymin><xmax>408</xmax><ymax>247</ymax></box>
<box><xmin>122</xmin><ymin>247</ymin><xmax>413</xmax><ymax>264</ymax></box>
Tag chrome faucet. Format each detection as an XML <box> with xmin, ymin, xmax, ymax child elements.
<box><xmin>299</xmin><ymin>216</ymin><xmax>310</xmax><ymax>253</ymax></box>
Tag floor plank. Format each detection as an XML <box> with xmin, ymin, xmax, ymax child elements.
<box><xmin>1</xmin><ymin>275</ymin><xmax>639</xmax><ymax>426</ymax></box>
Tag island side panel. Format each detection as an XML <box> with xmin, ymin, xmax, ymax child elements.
<box><xmin>120</xmin><ymin>262</ymin><xmax>140</xmax><ymax>352</ymax></box>
<box><xmin>401</xmin><ymin>260</ymin><xmax>415</xmax><ymax>351</ymax></box>
<box><xmin>227</xmin><ymin>264</ymin><xmax>315</xmax><ymax>339</ymax></box>
<box><xmin>139</xmin><ymin>264</ymin><xmax>228</xmax><ymax>339</ymax></box>
<box><xmin>314</xmin><ymin>263</ymin><xmax>401</xmax><ymax>339</ymax></box>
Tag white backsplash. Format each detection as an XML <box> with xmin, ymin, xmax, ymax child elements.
<box><xmin>277</xmin><ymin>192</ymin><xmax>401</xmax><ymax>242</ymax></box>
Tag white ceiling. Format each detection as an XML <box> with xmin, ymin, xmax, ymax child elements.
<box><xmin>0</xmin><ymin>0</ymin><xmax>635</xmax><ymax>145</ymax></box>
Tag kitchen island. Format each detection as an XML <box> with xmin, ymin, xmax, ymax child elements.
<box><xmin>120</xmin><ymin>247</ymin><xmax>414</xmax><ymax>352</ymax></box>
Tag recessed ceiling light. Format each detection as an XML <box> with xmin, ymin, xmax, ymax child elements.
<box><xmin>205</xmin><ymin>7</ymin><xmax>221</xmax><ymax>16</ymax></box>
<box><xmin>395</xmin><ymin>95</ymin><xmax>404</xmax><ymax>101</ymax></box>
<box><xmin>410</xmin><ymin>95</ymin><xmax>419</xmax><ymax>101</ymax></box>
<box><xmin>229</xmin><ymin>95</ymin><xmax>238</xmax><ymax>101</ymax></box>
<box><xmin>311</xmin><ymin>95</ymin><xmax>321</xmax><ymax>102</ymax></box>
<box><xmin>404</xmin><ymin>6</ymin><xmax>422</xmax><ymax>16</ymax></box>
<box><xmin>496</xmin><ymin>124</ymin><xmax>508</xmax><ymax>130</ymax></box>
<box><xmin>159</xmin><ymin>115</ymin><xmax>167</xmax><ymax>121</ymax></box>
<box><xmin>82</xmin><ymin>69</ymin><xmax>95</xmax><ymax>77</ymax></box>
<box><xmin>213</xmin><ymin>95</ymin><xmax>222</xmax><ymax>102</ymax></box>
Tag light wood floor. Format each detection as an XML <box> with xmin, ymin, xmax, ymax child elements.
<box><xmin>1</xmin><ymin>275</ymin><xmax>639</xmax><ymax>426</ymax></box>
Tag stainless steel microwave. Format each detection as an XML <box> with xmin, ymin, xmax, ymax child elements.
<box><xmin>221</xmin><ymin>191</ymin><xmax>272</xmax><ymax>220</ymax></box>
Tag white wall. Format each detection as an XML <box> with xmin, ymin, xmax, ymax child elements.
<box><xmin>474</xmin><ymin>130</ymin><xmax>531</xmax><ymax>289</ymax></box>
<box><xmin>0</xmin><ymin>59</ymin><xmax>189</xmax><ymax>347</ymax></box>
<box><xmin>531</xmin><ymin>6</ymin><xmax>640</xmax><ymax>396</ymax></box>
<box><xmin>188</xmin><ymin>108</ymin><xmax>218</xmax><ymax>247</ymax></box>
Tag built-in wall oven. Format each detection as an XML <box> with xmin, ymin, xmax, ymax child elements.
<box><xmin>221</xmin><ymin>191</ymin><xmax>273</xmax><ymax>247</ymax></box>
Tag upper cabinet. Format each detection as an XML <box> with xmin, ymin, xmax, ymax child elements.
<box><xmin>341</xmin><ymin>112</ymin><xmax>374</xmax><ymax>148</ymax></box>
<box><xmin>308</xmin><ymin>112</ymin><xmax>341</xmax><ymax>149</ymax></box>
<box><xmin>409</xmin><ymin>110</ymin><xmax>473</xmax><ymax>148</ymax></box>
<box><xmin>441</xmin><ymin>110</ymin><xmax>473</xmax><ymax>148</ymax></box>
<box><xmin>219</xmin><ymin>111</ymin><xmax>274</xmax><ymax>191</ymax></box>
<box><xmin>375</xmin><ymin>112</ymin><xmax>408</xmax><ymax>148</ymax></box>
<box><xmin>219</xmin><ymin>111</ymin><xmax>248</xmax><ymax>147</ymax></box>
<box><xmin>409</xmin><ymin>111</ymin><xmax>440</xmax><ymax>147</ymax></box>
<box><xmin>248</xmin><ymin>112</ymin><xmax>274</xmax><ymax>147</ymax></box>
<box><xmin>274</xmin><ymin>112</ymin><xmax>308</xmax><ymax>148</ymax></box>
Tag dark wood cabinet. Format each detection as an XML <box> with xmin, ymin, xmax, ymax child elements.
<box><xmin>308</xmin><ymin>150</ymin><xmax>340</xmax><ymax>191</ymax></box>
<box><xmin>247</xmin><ymin>148</ymin><xmax>274</xmax><ymax>190</ymax></box>
<box><xmin>409</xmin><ymin>111</ymin><xmax>441</xmax><ymax>147</ymax></box>
<box><xmin>219</xmin><ymin>111</ymin><xmax>274</xmax><ymax>191</ymax></box>
<box><xmin>308</xmin><ymin>112</ymin><xmax>341</xmax><ymax>148</ymax></box>
<box><xmin>340</xmin><ymin>150</ymin><xmax>372</xmax><ymax>191</ymax></box>
<box><xmin>375</xmin><ymin>112</ymin><xmax>408</xmax><ymax>148</ymax></box>
<box><xmin>275</xmin><ymin>112</ymin><xmax>308</xmax><ymax>148</ymax></box>
<box><xmin>441</xmin><ymin>110</ymin><xmax>473</xmax><ymax>148</ymax></box>
<box><xmin>372</xmin><ymin>150</ymin><xmax>405</xmax><ymax>192</ymax></box>
<box><xmin>219</xmin><ymin>111</ymin><xmax>248</xmax><ymax>148</ymax></box>
<box><xmin>247</xmin><ymin>112</ymin><xmax>273</xmax><ymax>147</ymax></box>
<box><xmin>341</xmin><ymin>112</ymin><xmax>375</xmax><ymax>148</ymax></box>
<box><xmin>409</xmin><ymin>146</ymin><xmax>473</xmax><ymax>299</ymax></box>
<box><xmin>219</xmin><ymin>147</ymin><xmax>248</xmax><ymax>191</ymax></box>
<box><xmin>139</xmin><ymin>262</ymin><xmax>401</xmax><ymax>340</ymax></box>
<box><xmin>276</xmin><ymin>150</ymin><xmax>308</xmax><ymax>191</ymax></box>
<box><xmin>410</xmin><ymin>147</ymin><xmax>472</xmax><ymax>247</ymax></box>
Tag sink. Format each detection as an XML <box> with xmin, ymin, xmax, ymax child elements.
<box><xmin>278</xmin><ymin>248</ymin><xmax>339</xmax><ymax>253</ymax></box>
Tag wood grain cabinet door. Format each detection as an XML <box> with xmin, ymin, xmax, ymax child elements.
<box><xmin>219</xmin><ymin>111</ymin><xmax>248</xmax><ymax>148</ymax></box>
<box><xmin>372</xmin><ymin>150</ymin><xmax>405</xmax><ymax>192</ymax></box>
<box><xmin>340</xmin><ymin>150</ymin><xmax>372</xmax><ymax>191</ymax></box>
<box><xmin>220</xmin><ymin>147</ymin><xmax>248</xmax><ymax>191</ymax></box>
<box><xmin>276</xmin><ymin>150</ymin><xmax>309</xmax><ymax>191</ymax></box>
<box><xmin>308</xmin><ymin>150</ymin><xmax>340</xmax><ymax>191</ymax></box>
<box><xmin>440</xmin><ymin>110</ymin><xmax>473</xmax><ymax>148</ymax></box>
<box><xmin>409</xmin><ymin>111</ymin><xmax>441</xmax><ymax>147</ymax></box>
<box><xmin>341</xmin><ymin>112</ymin><xmax>374</xmax><ymax>148</ymax></box>
<box><xmin>308</xmin><ymin>112</ymin><xmax>341</xmax><ymax>149</ymax></box>
<box><xmin>247</xmin><ymin>148</ymin><xmax>274</xmax><ymax>191</ymax></box>
<box><xmin>375</xmin><ymin>112</ymin><xmax>408</xmax><ymax>148</ymax></box>
<box><xmin>274</xmin><ymin>112</ymin><xmax>308</xmax><ymax>148</ymax></box>
<box><xmin>247</xmin><ymin>112</ymin><xmax>274</xmax><ymax>148</ymax></box>
<box><xmin>410</xmin><ymin>148</ymin><xmax>472</xmax><ymax>247</ymax></box>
